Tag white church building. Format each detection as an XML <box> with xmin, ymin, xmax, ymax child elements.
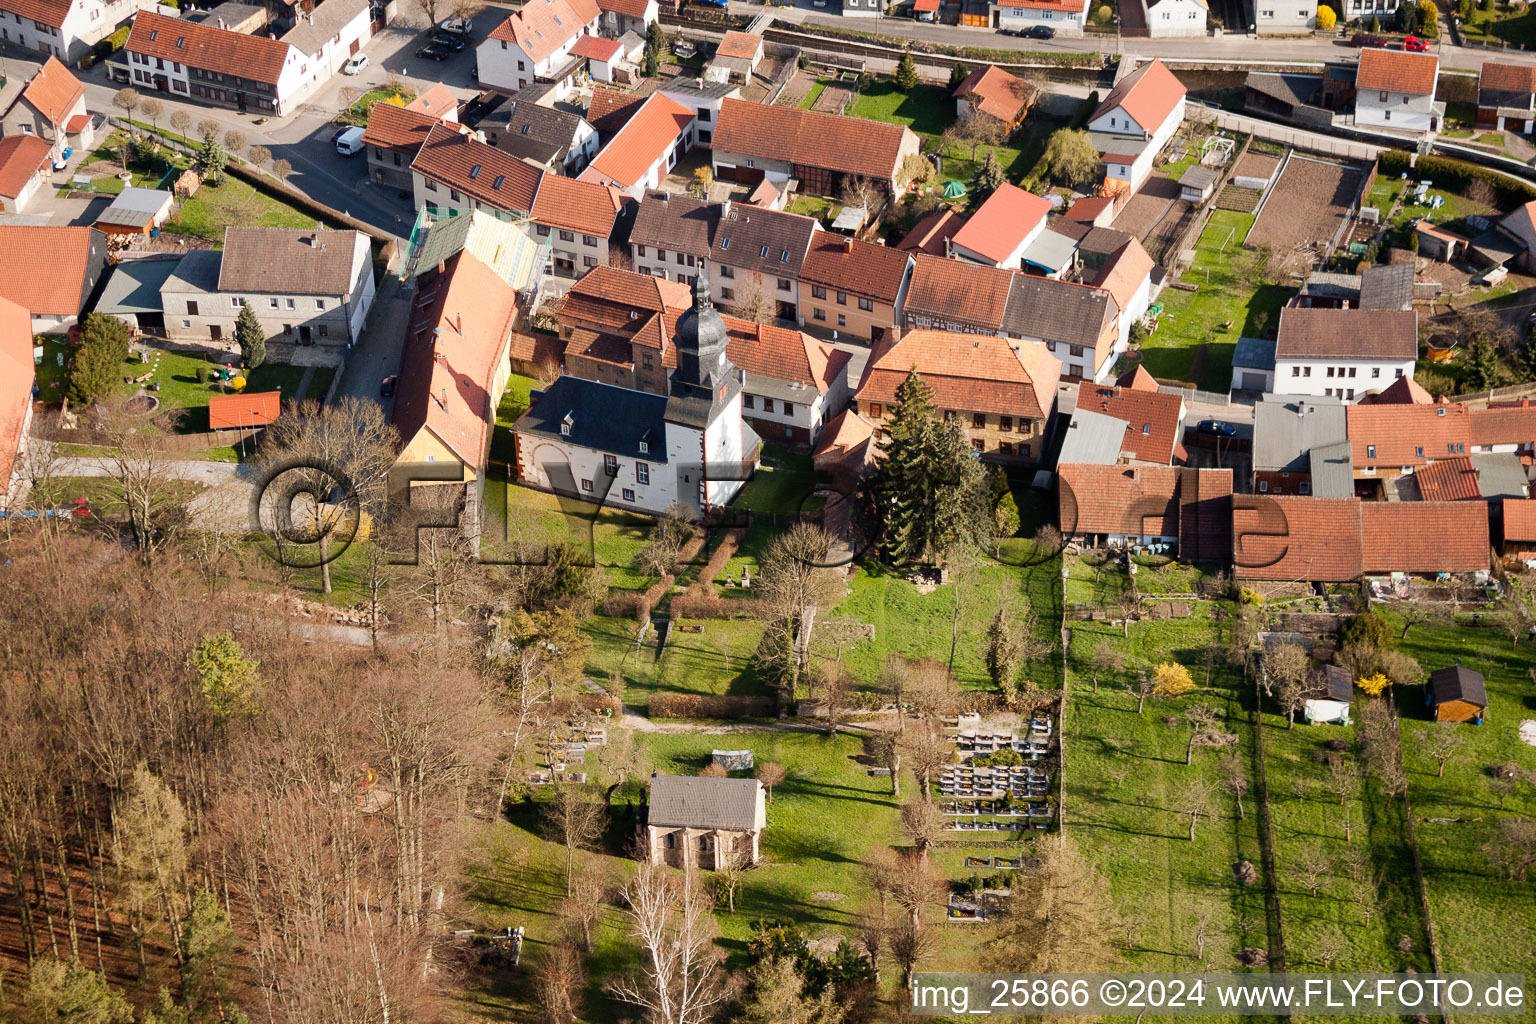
<box><xmin>513</xmin><ymin>268</ymin><xmax>760</xmax><ymax>515</ymax></box>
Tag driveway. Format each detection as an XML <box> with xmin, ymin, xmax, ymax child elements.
<box><xmin>335</xmin><ymin>272</ymin><xmax>411</xmax><ymax>417</ymax></box>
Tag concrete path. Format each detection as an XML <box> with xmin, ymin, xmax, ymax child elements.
<box><xmin>335</xmin><ymin>271</ymin><xmax>410</xmax><ymax>416</ymax></box>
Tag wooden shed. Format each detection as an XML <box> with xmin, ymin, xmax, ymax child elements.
<box><xmin>1427</xmin><ymin>665</ymin><xmax>1487</xmax><ymax>724</ymax></box>
<box><xmin>1303</xmin><ymin>664</ymin><xmax>1353</xmax><ymax>725</ymax></box>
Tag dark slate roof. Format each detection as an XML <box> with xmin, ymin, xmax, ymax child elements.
<box><xmin>630</xmin><ymin>192</ymin><xmax>818</xmax><ymax>278</ymax></box>
<box><xmin>1076</xmin><ymin>225</ymin><xmax>1136</xmax><ymax>257</ymax></box>
<box><xmin>1359</xmin><ymin>263</ymin><xmax>1414</xmax><ymax>311</ymax></box>
<box><xmin>648</xmin><ymin>774</ymin><xmax>762</xmax><ymax>830</ymax></box>
<box><xmin>1245</xmin><ymin>71</ymin><xmax>1321</xmax><ymax>109</ymax></box>
<box><xmin>485</xmin><ymin>101</ymin><xmax>586</xmax><ymax>166</ymax></box>
<box><xmin>1470</xmin><ymin>226</ymin><xmax>1525</xmax><ymax>267</ymax></box>
<box><xmin>1319</xmin><ymin>663</ymin><xmax>1353</xmax><ymax>703</ymax></box>
<box><xmin>96</xmin><ymin>257</ymin><xmax>180</xmax><ymax>315</ymax></box>
<box><xmin>657</xmin><ymin>77</ymin><xmax>740</xmax><ymax>101</ymax></box>
<box><xmin>1252</xmin><ymin>395</ymin><xmax>1347</xmax><ymax>473</ymax></box>
<box><xmin>515</xmin><ymin>375</ymin><xmax>669</xmax><ymax>462</ymax></box>
<box><xmin>1428</xmin><ymin>665</ymin><xmax>1487</xmax><ymax>709</ymax></box>
<box><xmin>1309</xmin><ymin>440</ymin><xmax>1356</xmax><ymax>498</ymax></box>
<box><xmin>1001</xmin><ymin>274</ymin><xmax>1113</xmax><ymax>348</ymax></box>
<box><xmin>1232</xmin><ymin>335</ymin><xmax>1276</xmax><ymax>372</ymax></box>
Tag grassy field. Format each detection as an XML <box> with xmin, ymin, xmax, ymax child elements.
<box><xmin>848</xmin><ymin>81</ymin><xmax>953</xmax><ymax>136</ymax></box>
<box><xmin>799</xmin><ymin>78</ymin><xmax>829</xmax><ymax>110</ymax></box>
<box><xmin>1064</xmin><ymin>602</ymin><xmax>1269</xmax><ymax>994</ymax></box>
<box><xmin>481</xmin><ymin>479</ymin><xmax>655</xmax><ymax>592</ymax></box>
<box><xmin>590</xmin><ymin>616</ymin><xmax>773</xmax><ymax>704</ymax></box>
<box><xmin>164</xmin><ymin>178</ymin><xmax>318</xmax><ymax>241</ymax></box>
<box><xmin>488</xmin><ymin>372</ymin><xmax>540</xmax><ymax>463</ymax></box>
<box><xmin>1458</xmin><ymin>2</ymin><xmax>1536</xmax><ymax>47</ymax></box>
<box><xmin>1386</xmin><ymin>613</ymin><xmax>1536</xmax><ymax>983</ymax></box>
<box><xmin>1133</xmin><ymin>210</ymin><xmax>1291</xmax><ymax>392</ymax></box>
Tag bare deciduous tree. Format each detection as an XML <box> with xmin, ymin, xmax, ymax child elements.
<box><xmin>899</xmin><ymin>721</ymin><xmax>954</xmax><ymax>801</ymax></box>
<box><xmin>1423</xmin><ymin>721</ymin><xmax>1466</xmax><ymax>778</ymax></box>
<box><xmin>983</xmin><ymin>837</ymin><xmax>1119</xmax><ymax>974</ymax></box>
<box><xmin>637</xmin><ymin>501</ymin><xmax>696</xmax><ymax>578</ymax></box>
<box><xmin>755</xmin><ymin>524</ymin><xmax>845</xmax><ymax>700</ymax></box>
<box><xmin>1219</xmin><ymin>751</ymin><xmax>1248</xmax><ymax>820</ymax></box>
<box><xmin>223</xmin><ymin>129</ymin><xmax>247</xmax><ymax>158</ymax></box>
<box><xmin>561</xmin><ymin>862</ymin><xmax>609</xmax><ymax>951</ymax></box>
<box><xmin>1482</xmin><ymin>819</ymin><xmax>1536</xmax><ymax>880</ymax></box>
<box><xmin>607</xmin><ymin>862</ymin><xmax>734</xmax><ymax>1024</ymax></box>
<box><xmin>1089</xmin><ymin>641</ymin><xmax>1124</xmax><ymax>694</ymax></box>
<box><xmin>1294</xmin><ymin>844</ymin><xmax>1332</xmax><ymax>898</ymax></box>
<box><xmin>1266</xmin><ymin>642</ymin><xmax>1311</xmax><ymax>719</ymax></box>
<box><xmin>754</xmin><ymin>761</ymin><xmax>786</xmax><ymax>803</ymax></box>
<box><xmin>728</xmin><ymin>272</ymin><xmax>777</xmax><ymax>325</ymax></box>
<box><xmin>542</xmin><ymin>782</ymin><xmax>607</xmax><ymax>896</ymax></box>
<box><xmin>533</xmin><ymin>938</ymin><xmax>587</xmax><ymax>1024</ymax></box>
<box><xmin>898</xmin><ymin>799</ymin><xmax>942</xmax><ymax>862</ymax></box>
<box><xmin>1183</xmin><ymin>703</ymin><xmax>1221</xmax><ymax>766</ymax></box>
<box><xmin>247</xmin><ymin>144</ymin><xmax>272</xmax><ymax>170</ymax></box>
<box><xmin>887</xmin><ymin>850</ymin><xmax>947</xmax><ymax>932</ymax></box>
<box><xmin>1180</xmin><ymin>777</ymin><xmax>1216</xmax><ymax>841</ymax></box>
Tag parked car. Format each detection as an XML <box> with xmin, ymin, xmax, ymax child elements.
<box><xmin>330</xmin><ymin>125</ymin><xmax>351</xmax><ymax>144</ymax></box>
<box><xmin>380</xmin><ymin>375</ymin><xmax>397</xmax><ymax>397</ymax></box>
<box><xmin>342</xmin><ymin>53</ymin><xmax>368</xmax><ymax>74</ymax></box>
<box><xmin>1350</xmin><ymin>32</ymin><xmax>1387</xmax><ymax>46</ymax></box>
<box><xmin>695</xmin><ymin>0</ymin><xmax>728</xmax><ymax>8</ymax></box>
<box><xmin>335</xmin><ymin>125</ymin><xmax>366</xmax><ymax>156</ymax></box>
<box><xmin>1024</xmin><ymin>24</ymin><xmax>1055</xmax><ymax>38</ymax></box>
<box><xmin>1403</xmin><ymin>35</ymin><xmax>1429</xmax><ymax>51</ymax></box>
<box><xmin>1195</xmin><ymin>419</ymin><xmax>1239</xmax><ymax>438</ymax></box>
<box><xmin>417</xmin><ymin>43</ymin><xmax>452</xmax><ymax>61</ymax></box>
<box><xmin>432</xmin><ymin>32</ymin><xmax>466</xmax><ymax>51</ymax></box>
<box><xmin>437</xmin><ymin>16</ymin><xmax>472</xmax><ymax>33</ymax></box>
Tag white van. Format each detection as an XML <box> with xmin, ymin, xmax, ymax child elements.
<box><xmin>335</xmin><ymin>126</ymin><xmax>366</xmax><ymax>157</ymax></box>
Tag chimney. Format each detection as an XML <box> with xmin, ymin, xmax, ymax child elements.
<box><xmin>841</xmin><ymin>236</ymin><xmax>853</xmax><ymax>253</ymax></box>
<box><xmin>695</xmin><ymin>77</ymin><xmax>702</xmax><ymax>88</ymax></box>
<box><xmin>721</xmin><ymin>199</ymin><xmax>731</xmax><ymax>219</ymax></box>
<box><xmin>453</xmin><ymin>312</ymin><xmax>464</xmax><ymax>335</ymax></box>
<box><xmin>888</xmin><ymin>325</ymin><xmax>901</xmax><ymax>345</ymax></box>
<box><xmin>216</xmin><ymin>16</ymin><xmax>225</xmax><ymax>28</ymax></box>
<box><xmin>303</xmin><ymin>234</ymin><xmax>317</xmax><ymax>247</ymax></box>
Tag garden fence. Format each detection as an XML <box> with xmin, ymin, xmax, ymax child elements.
<box><xmin>1448</xmin><ymin>382</ymin><xmax>1536</xmax><ymax>405</ymax></box>
<box><xmin>1194</xmin><ymin>104</ymin><xmax>1385</xmax><ymax>163</ymax></box>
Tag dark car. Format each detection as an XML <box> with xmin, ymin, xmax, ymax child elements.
<box><xmin>1350</xmin><ymin>32</ymin><xmax>1387</xmax><ymax>47</ymax></box>
<box><xmin>433</xmin><ymin>32</ymin><xmax>467</xmax><ymax>50</ymax></box>
<box><xmin>380</xmin><ymin>375</ymin><xmax>397</xmax><ymax>397</ymax></box>
<box><xmin>417</xmin><ymin>43</ymin><xmax>452</xmax><ymax>60</ymax></box>
<box><xmin>1024</xmin><ymin>24</ymin><xmax>1055</xmax><ymax>38</ymax></box>
<box><xmin>330</xmin><ymin>125</ymin><xmax>350</xmax><ymax>144</ymax></box>
<box><xmin>1196</xmin><ymin>419</ymin><xmax>1239</xmax><ymax>438</ymax></box>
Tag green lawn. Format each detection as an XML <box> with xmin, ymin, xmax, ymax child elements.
<box><xmin>1133</xmin><ymin>210</ymin><xmax>1291</xmax><ymax>392</ymax></box>
<box><xmin>785</xmin><ymin>194</ymin><xmax>842</xmax><ymax>224</ymax></box>
<box><xmin>164</xmin><ymin>177</ymin><xmax>318</xmax><ymax>242</ymax></box>
<box><xmin>337</xmin><ymin>85</ymin><xmax>416</xmax><ymax>126</ymax></box>
<box><xmin>1385</xmin><ymin>613</ymin><xmax>1536</xmax><ymax>982</ymax></box>
<box><xmin>848</xmin><ymin>81</ymin><xmax>954</xmax><ymax>136</ymax></box>
<box><xmin>1458</xmin><ymin>2</ymin><xmax>1536</xmax><ymax>47</ymax></box>
<box><xmin>302</xmin><ymin>366</ymin><xmax>335</xmax><ymax>403</ymax></box>
<box><xmin>799</xmin><ymin>78</ymin><xmax>829</xmax><ymax>111</ymax></box>
<box><xmin>488</xmin><ymin>371</ymin><xmax>539</xmax><ymax>463</ymax></box>
<box><xmin>482</xmin><ymin>478</ymin><xmax>655</xmax><ymax>592</ymax></box>
<box><xmin>1064</xmin><ymin>601</ymin><xmax>1268</xmax><ymax>997</ymax></box>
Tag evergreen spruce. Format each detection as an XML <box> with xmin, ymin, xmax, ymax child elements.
<box><xmin>235</xmin><ymin>304</ymin><xmax>266</xmax><ymax>370</ymax></box>
<box><xmin>895</xmin><ymin>50</ymin><xmax>919</xmax><ymax>91</ymax></box>
<box><xmin>949</xmin><ymin>63</ymin><xmax>968</xmax><ymax>89</ymax></box>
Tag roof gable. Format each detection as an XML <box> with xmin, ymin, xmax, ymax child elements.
<box><xmin>1091</xmin><ymin>59</ymin><xmax>1186</xmax><ymax>131</ymax></box>
<box><xmin>488</xmin><ymin>0</ymin><xmax>600</xmax><ymax>64</ymax></box>
<box><xmin>950</xmin><ymin>183</ymin><xmax>1050</xmax><ymax>264</ymax></box>
<box><xmin>712</xmin><ymin>98</ymin><xmax>911</xmax><ymax>181</ymax></box>
<box><xmin>360</xmin><ymin>101</ymin><xmax>442</xmax><ymax>151</ymax></box>
<box><xmin>583</xmin><ymin>93</ymin><xmax>693</xmax><ymax>188</ymax></box>
<box><xmin>1357</xmin><ymin>48</ymin><xmax>1439</xmax><ymax>95</ymax></box>
<box><xmin>218</xmin><ymin>228</ymin><xmax>362</xmax><ymax>296</ymax></box>
<box><xmin>20</xmin><ymin>56</ymin><xmax>83</xmax><ymax>126</ymax></box>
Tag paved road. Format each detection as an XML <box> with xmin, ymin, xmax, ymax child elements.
<box><xmin>336</xmin><ymin>272</ymin><xmax>412</xmax><ymax>413</ymax></box>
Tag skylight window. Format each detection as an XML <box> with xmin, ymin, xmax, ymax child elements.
<box><xmin>760</xmin><ymin>245</ymin><xmax>769</xmax><ymax>257</ymax></box>
<box><xmin>149</xmin><ymin>29</ymin><xmax>158</xmax><ymax>39</ymax></box>
<box><xmin>521</xmin><ymin>124</ymin><xmax>531</xmax><ymax>134</ymax></box>
<box><xmin>493</xmin><ymin>175</ymin><xmax>505</xmax><ymax>189</ymax></box>
<box><xmin>175</xmin><ymin>37</ymin><xmax>184</xmax><ymax>46</ymax></box>
<box><xmin>720</xmin><ymin>237</ymin><xmax>731</xmax><ymax>250</ymax></box>
<box><xmin>469</xmin><ymin>165</ymin><xmax>482</xmax><ymax>179</ymax></box>
<box><xmin>780</xmin><ymin>249</ymin><xmax>788</xmax><ymax>261</ymax></box>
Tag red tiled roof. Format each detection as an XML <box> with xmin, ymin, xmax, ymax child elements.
<box><xmin>1064</xmin><ymin>196</ymin><xmax>1114</xmax><ymax>223</ymax></box>
<box><xmin>950</xmin><ymin>183</ymin><xmax>1050</xmax><ymax>265</ymax></box>
<box><xmin>718</xmin><ymin>321</ymin><xmax>849</xmax><ymax>394</ymax></box>
<box><xmin>1357</xmin><ymin>374</ymin><xmax>1433</xmax><ymax>405</ymax></box>
<box><xmin>799</xmin><ymin>235</ymin><xmax>911</xmax><ymax>304</ymax></box>
<box><xmin>64</xmin><ymin>114</ymin><xmax>89</xmax><ymax>134</ymax></box>
<box><xmin>565</xmin><ymin>265</ymin><xmax>691</xmax><ymax>328</ymax></box>
<box><xmin>0</xmin><ymin>294</ymin><xmax>31</xmax><ymax>493</ymax></box>
<box><xmin>1348</xmin><ymin>402</ymin><xmax>1471</xmax><ymax>468</ymax></box>
<box><xmin>0</xmin><ymin>135</ymin><xmax>51</xmax><ymax>199</ymax></box>
<box><xmin>571</xmin><ymin>34</ymin><xmax>622</xmax><ymax>60</ymax></box>
<box><xmin>0</xmin><ymin>225</ymin><xmax>97</xmax><ymax>316</ymax></box>
<box><xmin>1480</xmin><ymin>61</ymin><xmax>1536</xmax><ymax>102</ymax></box>
<box><xmin>530</xmin><ymin>172</ymin><xmax>624</xmax><ymax>237</ymax></box>
<box><xmin>580</xmin><ymin>93</ymin><xmax>692</xmax><ymax>189</ymax></box>
<box><xmin>127</xmin><ymin>11</ymin><xmax>293</xmax><ymax>86</ymax></box>
<box><xmin>855</xmin><ymin>328</ymin><xmax>1059</xmax><ymax>420</ymax></box>
<box><xmin>405</xmin><ymin>82</ymin><xmax>459</xmax><ymax>119</ymax></box>
<box><xmin>597</xmin><ymin>0</ymin><xmax>652</xmax><ymax>17</ymax></box>
<box><xmin>1058</xmin><ymin>464</ymin><xmax>1231</xmax><ymax>553</ymax></box>
<box><xmin>1501</xmin><ymin>498</ymin><xmax>1536</xmax><ymax>543</ymax></box>
<box><xmin>953</xmin><ymin>65</ymin><xmax>1035</xmax><ymax>124</ymax></box>
<box><xmin>587</xmin><ymin>87</ymin><xmax>644</xmax><ymax>135</ymax></box>
<box><xmin>1413</xmin><ymin>456</ymin><xmax>1482</xmax><ymax>501</ymax></box>
<box><xmin>488</xmin><ymin>0</ymin><xmax>601</xmax><ymax>64</ymax></box>
<box><xmin>995</xmin><ymin>0</ymin><xmax>1085</xmax><ymax>9</ymax></box>
<box><xmin>813</xmin><ymin>408</ymin><xmax>876</xmax><ymax>465</ymax></box>
<box><xmin>207</xmin><ymin>391</ymin><xmax>281</xmax><ymax>430</ymax></box>
<box><xmin>714</xmin><ymin>30</ymin><xmax>762</xmax><ymax>61</ymax></box>
<box><xmin>2</xmin><ymin>0</ymin><xmax>70</xmax><ymax>30</ymax></box>
<box><xmin>391</xmin><ymin>251</ymin><xmax>519</xmax><ymax>470</ymax></box>
<box><xmin>712</xmin><ymin>98</ymin><xmax>913</xmax><ymax>182</ymax></box>
<box><xmin>1117</xmin><ymin>365</ymin><xmax>1158</xmax><ymax>391</ymax></box>
<box><xmin>1358</xmin><ymin>49</ymin><xmax>1438</xmax><ymax>95</ymax></box>
<box><xmin>361</xmin><ymin>101</ymin><xmax>444</xmax><ymax>151</ymax></box>
<box><xmin>20</xmin><ymin>56</ymin><xmax>83</xmax><ymax>128</ymax></box>
<box><xmin>411</xmin><ymin>123</ymin><xmax>543</xmax><ymax>213</ymax></box>
<box><xmin>1276</xmin><ymin>307</ymin><xmax>1418</xmax><ymax>360</ymax></box>
<box><xmin>904</xmin><ymin>254</ymin><xmax>1013</xmax><ymax>329</ymax></box>
<box><xmin>1470</xmin><ymin>402</ymin><xmax>1536</xmax><ymax>447</ymax></box>
<box><xmin>1234</xmin><ymin>497</ymin><xmax>1488</xmax><ymax>580</ymax></box>
<box><xmin>1091</xmin><ymin>59</ymin><xmax>1186</xmax><ymax>133</ymax></box>
<box><xmin>897</xmin><ymin>209</ymin><xmax>965</xmax><ymax>257</ymax></box>
<box><xmin>1360</xmin><ymin>503</ymin><xmax>1488</xmax><ymax>574</ymax></box>
<box><xmin>1074</xmin><ymin>380</ymin><xmax>1184</xmax><ymax>464</ymax></box>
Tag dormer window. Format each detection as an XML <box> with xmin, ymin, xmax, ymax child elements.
<box><xmin>560</xmin><ymin>412</ymin><xmax>574</xmax><ymax>436</ymax></box>
<box><xmin>760</xmin><ymin>245</ymin><xmax>769</xmax><ymax>257</ymax></box>
<box><xmin>639</xmin><ymin>440</ymin><xmax>649</xmax><ymax>454</ymax></box>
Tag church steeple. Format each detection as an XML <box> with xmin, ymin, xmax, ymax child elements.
<box><xmin>671</xmin><ymin>265</ymin><xmax>733</xmax><ymax>397</ymax></box>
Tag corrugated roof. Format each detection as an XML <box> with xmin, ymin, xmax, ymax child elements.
<box><xmin>648</xmin><ymin>774</ymin><xmax>763</xmax><ymax>830</ymax></box>
<box><xmin>1358</xmin><ymin>263</ymin><xmax>1415</xmax><ymax>310</ymax></box>
<box><xmin>1309</xmin><ymin>440</ymin><xmax>1355</xmax><ymax>498</ymax></box>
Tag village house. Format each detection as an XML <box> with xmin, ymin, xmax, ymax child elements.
<box><xmin>0</xmin><ymin>134</ymin><xmax>52</xmax><ymax>212</ymax></box>
<box><xmin>577</xmin><ymin>93</ymin><xmax>696</xmax><ymax>199</ymax></box>
<box><xmin>570</xmin><ymin>34</ymin><xmax>624</xmax><ymax>83</ymax></box>
<box><xmin>1255</xmin><ymin>0</ymin><xmax>1316</xmax><ymax>32</ymax></box>
<box><xmin>1145</xmin><ymin>0</ymin><xmax>1209</xmax><ymax>38</ymax></box>
<box><xmin>853</xmin><ymin>328</ymin><xmax>1061</xmax><ymax>463</ymax></box>
<box><xmin>1344</xmin><ymin>400</ymin><xmax>1483</xmax><ymax>491</ymax></box>
<box><xmin>0</xmin><ymin>0</ymin><xmax>156</xmax><ymax>63</ymax></box>
<box><xmin>1477</xmin><ymin>61</ymin><xmax>1536</xmax><ymax>133</ymax></box>
<box><xmin>485</xmin><ymin>99</ymin><xmax>598</xmax><ymax>175</ymax></box>
<box><xmin>559</xmin><ymin>266</ymin><xmax>851</xmax><ymax>446</ymax></box>
<box><xmin>1232</xmin><ymin>496</ymin><xmax>1488</xmax><ymax>583</ymax></box>
<box><xmin>953</xmin><ymin>65</ymin><xmax>1035</xmax><ymax>131</ymax></box>
<box><xmin>949</xmin><ymin>183</ymin><xmax>1051</xmax><ymax>271</ymax></box>
<box><xmin>278</xmin><ymin>0</ymin><xmax>373</xmax><ymax>82</ymax></box>
<box><xmin>1059</xmin><ymin>368</ymin><xmax>1187</xmax><ymax>467</ymax></box>
<box><xmin>1250</xmin><ymin>394</ymin><xmax>1348</xmax><ymax>497</ymax></box>
<box><xmin>159</xmin><ymin>227</ymin><xmax>375</xmax><ymax>350</ymax></box>
<box><xmin>1</xmin><ymin>56</ymin><xmax>91</xmax><ymax>166</ymax></box>
<box><xmin>476</xmin><ymin>0</ymin><xmax>601</xmax><ymax>98</ymax></box>
<box><xmin>1056</xmin><ymin>463</ymin><xmax>1234</xmax><ymax>561</ymax></box>
<box><xmin>711</xmin><ymin>30</ymin><xmax>763</xmax><ymax>84</ymax></box>
<box><xmin>654</xmin><ymin>78</ymin><xmax>741</xmax><ymax>147</ymax></box>
<box><xmin>516</xmin><ymin>269</ymin><xmax>758</xmax><ymax>516</ymax></box>
<box><xmin>1272</xmin><ymin>307</ymin><xmax>1417</xmax><ymax>400</ymax></box>
<box><xmin>628</xmin><ymin>192</ymin><xmax>819</xmax><ymax>320</ymax></box>
<box><xmin>362</xmin><ymin>101</ymin><xmax>458</xmax><ymax>192</ymax></box>
<box><xmin>797</xmin><ymin>234</ymin><xmax>913</xmax><ymax>344</ymax></box>
<box><xmin>0</xmin><ymin>295</ymin><xmax>32</xmax><ymax>507</ymax></box>
<box><xmin>709</xmin><ymin>98</ymin><xmax>922</xmax><ymax>198</ymax></box>
<box><xmin>1075</xmin><ymin>227</ymin><xmax>1156</xmax><ymax>351</ymax></box>
<box><xmin>1085</xmin><ymin>59</ymin><xmax>1187</xmax><ymax>197</ymax></box>
<box><xmin>987</xmin><ymin>0</ymin><xmax>1089</xmax><ymax>37</ymax></box>
<box><xmin>645</xmin><ymin>775</ymin><xmax>766</xmax><ymax>870</ymax></box>
<box><xmin>1354</xmin><ymin>48</ymin><xmax>1441</xmax><ymax>133</ymax></box>
<box><xmin>596</xmin><ymin>0</ymin><xmax>654</xmax><ymax>36</ymax></box>
<box><xmin>125</xmin><ymin>10</ymin><xmax>319</xmax><ymax>116</ymax></box>
<box><xmin>528</xmin><ymin>173</ymin><xmax>630</xmax><ymax>281</ymax></box>
<box><xmin>0</xmin><ymin>224</ymin><xmax>106</xmax><ymax>333</ymax></box>
<box><xmin>411</xmin><ymin>122</ymin><xmax>545</xmax><ymax>219</ymax></box>
<box><xmin>390</xmin><ymin>249</ymin><xmax>519</xmax><ymax>494</ymax></box>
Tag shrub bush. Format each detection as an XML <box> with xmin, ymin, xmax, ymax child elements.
<box><xmin>1316</xmin><ymin>5</ymin><xmax>1337</xmax><ymax>29</ymax></box>
<box><xmin>649</xmin><ymin>694</ymin><xmax>777</xmax><ymax>719</ymax></box>
<box><xmin>1378</xmin><ymin>149</ymin><xmax>1536</xmax><ymax>208</ymax></box>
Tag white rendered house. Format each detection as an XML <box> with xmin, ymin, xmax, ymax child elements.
<box><xmin>1355</xmin><ymin>49</ymin><xmax>1441</xmax><ymax>133</ymax></box>
<box><xmin>988</xmin><ymin>0</ymin><xmax>1088</xmax><ymax>36</ymax></box>
<box><xmin>476</xmin><ymin>0</ymin><xmax>601</xmax><ymax>97</ymax></box>
<box><xmin>1272</xmin><ymin>308</ymin><xmax>1418</xmax><ymax>401</ymax></box>
<box><xmin>0</xmin><ymin>0</ymin><xmax>156</xmax><ymax>62</ymax></box>
<box><xmin>1087</xmin><ymin>59</ymin><xmax>1187</xmax><ymax>195</ymax></box>
<box><xmin>1144</xmin><ymin>0</ymin><xmax>1207</xmax><ymax>37</ymax></box>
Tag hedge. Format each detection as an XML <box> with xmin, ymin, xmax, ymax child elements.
<box><xmin>605</xmin><ymin>573</ymin><xmax>674</xmax><ymax>622</ymax></box>
<box><xmin>648</xmin><ymin>693</ymin><xmax>778</xmax><ymax>719</ymax></box>
<box><xmin>1378</xmin><ymin>149</ymin><xmax>1536</xmax><ymax>208</ymax></box>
